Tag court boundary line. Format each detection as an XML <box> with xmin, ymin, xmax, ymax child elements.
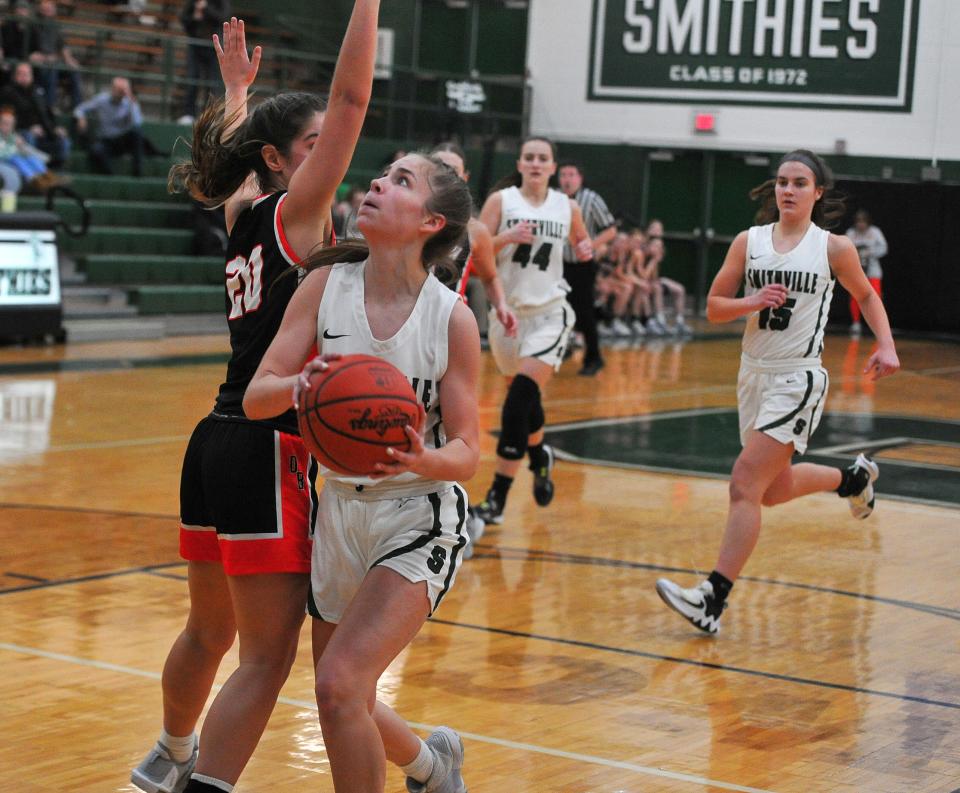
<box><xmin>425</xmin><ymin>619</ymin><xmax>960</xmax><ymax>711</ymax></box>
<box><xmin>2</xmin><ymin>566</ymin><xmax>957</xmax><ymax>711</ymax></box>
<box><xmin>0</xmin><ymin>641</ymin><xmax>778</xmax><ymax>793</ymax></box>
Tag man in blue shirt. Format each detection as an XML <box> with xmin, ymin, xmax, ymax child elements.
<box><xmin>74</xmin><ymin>77</ymin><xmax>158</xmax><ymax>177</ymax></box>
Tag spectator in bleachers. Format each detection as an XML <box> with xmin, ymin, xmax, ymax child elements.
<box><xmin>0</xmin><ymin>62</ymin><xmax>70</xmax><ymax>166</ymax></box>
<box><xmin>0</xmin><ymin>105</ymin><xmax>64</xmax><ymax>192</ymax></box>
<box><xmin>644</xmin><ymin>219</ymin><xmax>690</xmax><ymax>334</ymax></box>
<box><xmin>1</xmin><ymin>0</ymin><xmax>35</xmax><ymax>86</ymax></box>
<box><xmin>74</xmin><ymin>76</ymin><xmax>159</xmax><ymax>177</ymax></box>
<box><xmin>0</xmin><ymin>160</ymin><xmax>20</xmax><ymax>210</ymax></box>
<box><xmin>178</xmin><ymin>0</ymin><xmax>231</xmax><ymax>124</ymax></box>
<box><xmin>28</xmin><ymin>0</ymin><xmax>85</xmax><ymax>112</ymax></box>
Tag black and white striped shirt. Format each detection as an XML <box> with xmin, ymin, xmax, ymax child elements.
<box><xmin>563</xmin><ymin>186</ymin><xmax>615</xmax><ymax>263</ymax></box>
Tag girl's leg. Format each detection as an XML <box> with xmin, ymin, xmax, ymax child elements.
<box><xmin>762</xmin><ymin>462</ymin><xmax>842</xmax><ymax>507</ymax></box>
<box><xmin>610</xmin><ymin>282</ymin><xmax>629</xmax><ymax>317</ymax></box>
<box><xmin>661</xmin><ymin>277</ymin><xmax>686</xmax><ymax>318</ymax></box>
<box><xmin>314</xmin><ymin>567</ymin><xmax>431</xmax><ymax>792</ymax></box>
<box><xmin>714</xmin><ymin>430</ymin><xmax>795</xmax><ymax>581</ymax></box>
<box><xmin>161</xmin><ymin>561</ymin><xmax>237</xmax><ymax>736</ymax></box>
<box><xmin>494</xmin><ymin>357</ymin><xmax>554</xmax><ymax>479</ymax></box>
<box><xmin>312</xmin><ymin>619</ymin><xmax>422</xmax><ymax>768</ymax></box>
<box><xmin>193</xmin><ymin>572</ymin><xmax>309</xmax><ymax>784</ymax></box>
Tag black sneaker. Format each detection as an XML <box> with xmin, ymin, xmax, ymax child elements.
<box><xmin>470</xmin><ymin>495</ymin><xmax>504</xmax><ymax>526</ymax></box>
<box><xmin>578</xmin><ymin>358</ymin><xmax>605</xmax><ymax>376</ymax></box>
<box><xmin>531</xmin><ymin>444</ymin><xmax>555</xmax><ymax>506</ymax></box>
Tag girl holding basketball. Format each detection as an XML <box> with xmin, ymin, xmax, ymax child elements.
<box><xmin>656</xmin><ymin>150</ymin><xmax>899</xmax><ymax>635</ymax></box>
<box><xmin>469</xmin><ymin>136</ymin><xmax>593</xmax><ymax>526</ymax></box>
<box><xmin>132</xmin><ymin>6</ymin><xmax>384</xmax><ymax>793</ymax></box>
<box><xmin>244</xmin><ymin>152</ymin><xmax>479</xmax><ymax>793</ymax></box>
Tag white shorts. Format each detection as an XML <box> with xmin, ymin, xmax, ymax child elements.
<box><xmin>308</xmin><ymin>483</ymin><xmax>469</xmax><ymax>623</ymax></box>
<box><xmin>488</xmin><ymin>299</ymin><xmax>575</xmax><ymax>376</ymax></box>
<box><xmin>737</xmin><ymin>365</ymin><xmax>829</xmax><ymax>454</ymax></box>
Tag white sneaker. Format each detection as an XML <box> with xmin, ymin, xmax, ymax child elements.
<box><xmin>131</xmin><ymin>740</ymin><xmax>198</xmax><ymax>793</ymax></box>
<box><xmin>598</xmin><ymin>322</ymin><xmax>614</xmax><ymax>338</ymax></box>
<box><xmin>846</xmin><ymin>453</ymin><xmax>879</xmax><ymax>519</ymax></box>
<box><xmin>463</xmin><ymin>512</ymin><xmax>485</xmax><ymax>560</ymax></box>
<box><xmin>611</xmin><ymin>318</ymin><xmax>632</xmax><ymax>336</ymax></box>
<box><xmin>850</xmin><ymin>321</ymin><xmax>862</xmax><ymax>337</ymax></box>
<box><xmin>647</xmin><ymin>317</ymin><xmax>668</xmax><ymax>335</ymax></box>
<box><xmin>406</xmin><ymin>727</ymin><xmax>466</xmax><ymax>793</ymax></box>
<box><xmin>655</xmin><ymin>578</ymin><xmax>724</xmax><ymax>634</ymax></box>
<box><xmin>630</xmin><ymin>319</ymin><xmax>647</xmax><ymax>336</ymax></box>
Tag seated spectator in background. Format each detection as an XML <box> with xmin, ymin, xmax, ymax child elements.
<box><xmin>597</xmin><ymin>231</ymin><xmax>640</xmax><ymax>338</ymax></box>
<box><xmin>29</xmin><ymin>0</ymin><xmax>84</xmax><ymax>112</ymax></box>
<box><xmin>1</xmin><ymin>1</ymin><xmax>35</xmax><ymax>87</ymax></box>
<box><xmin>178</xmin><ymin>0</ymin><xmax>230</xmax><ymax>124</ymax></box>
<box><xmin>0</xmin><ymin>159</ymin><xmax>22</xmax><ymax>210</ymax></box>
<box><xmin>644</xmin><ymin>219</ymin><xmax>690</xmax><ymax>334</ymax></box>
<box><xmin>0</xmin><ymin>62</ymin><xmax>70</xmax><ymax>166</ymax></box>
<box><xmin>74</xmin><ymin>77</ymin><xmax>162</xmax><ymax>177</ymax></box>
<box><xmin>0</xmin><ymin>105</ymin><xmax>64</xmax><ymax>192</ymax></box>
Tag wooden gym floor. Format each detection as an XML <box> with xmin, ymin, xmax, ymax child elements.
<box><xmin>1</xmin><ymin>330</ymin><xmax>958</xmax><ymax>792</ymax></box>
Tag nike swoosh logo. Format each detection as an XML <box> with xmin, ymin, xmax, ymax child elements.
<box><xmin>323</xmin><ymin>330</ymin><xmax>349</xmax><ymax>339</ymax></box>
<box><xmin>749</xmin><ymin>254</ymin><xmax>761</xmax><ymax>260</ymax></box>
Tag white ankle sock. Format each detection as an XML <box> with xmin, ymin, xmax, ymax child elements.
<box><xmin>191</xmin><ymin>774</ymin><xmax>234</xmax><ymax>792</ymax></box>
<box><xmin>159</xmin><ymin>729</ymin><xmax>196</xmax><ymax>763</ymax></box>
<box><xmin>401</xmin><ymin>738</ymin><xmax>435</xmax><ymax>783</ymax></box>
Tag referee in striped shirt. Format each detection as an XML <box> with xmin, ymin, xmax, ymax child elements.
<box><xmin>560</xmin><ymin>162</ymin><xmax>617</xmax><ymax>376</ymax></box>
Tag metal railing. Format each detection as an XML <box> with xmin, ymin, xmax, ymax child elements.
<box><xmin>51</xmin><ymin>18</ymin><xmax>527</xmax><ymax>143</ymax></box>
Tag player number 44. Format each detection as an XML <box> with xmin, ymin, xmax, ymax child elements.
<box><xmin>513</xmin><ymin>242</ymin><xmax>553</xmax><ymax>271</ymax></box>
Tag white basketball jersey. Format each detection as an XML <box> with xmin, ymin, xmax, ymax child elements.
<box><xmin>742</xmin><ymin>223</ymin><xmax>835</xmax><ymax>363</ymax></box>
<box><xmin>316</xmin><ymin>259</ymin><xmax>459</xmax><ymax>491</ymax></box>
<box><xmin>496</xmin><ymin>186</ymin><xmax>571</xmax><ymax>309</ymax></box>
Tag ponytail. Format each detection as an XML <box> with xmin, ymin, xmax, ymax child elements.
<box><xmin>168</xmin><ymin>92</ymin><xmax>326</xmax><ymax>207</ymax></box>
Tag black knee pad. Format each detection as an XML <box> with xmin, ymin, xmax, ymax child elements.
<box><xmin>496</xmin><ymin>374</ymin><xmax>540</xmax><ymax>460</ymax></box>
<box><xmin>528</xmin><ymin>386</ymin><xmax>545</xmax><ymax>434</ymax></box>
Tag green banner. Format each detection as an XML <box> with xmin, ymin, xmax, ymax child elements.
<box><xmin>589</xmin><ymin>0</ymin><xmax>919</xmax><ymax>111</ymax></box>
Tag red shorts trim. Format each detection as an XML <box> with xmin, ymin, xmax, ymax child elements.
<box><xmin>179</xmin><ymin>425</ymin><xmax>316</xmax><ymax>576</ymax></box>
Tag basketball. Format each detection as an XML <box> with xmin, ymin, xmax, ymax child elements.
<box><xmin>297</xmin><ymin>354</ymin><xmax>422</xmax><ymax>476</ymax></box>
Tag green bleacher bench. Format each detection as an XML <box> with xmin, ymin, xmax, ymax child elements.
<box><xmin>130</xmin><ymin>285</ymin><xmax>223</xmax><ymax>314</ymax></box>
<box><xmin>81</xmin><ymin>255</ymin><xmax>223</xmax><ymax>285</ymax></box>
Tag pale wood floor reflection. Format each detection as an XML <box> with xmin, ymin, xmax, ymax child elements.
<box><xmin>1</xmin><ymin>332</ymin><xmax>958</xmax><ymax>792</ymax></box>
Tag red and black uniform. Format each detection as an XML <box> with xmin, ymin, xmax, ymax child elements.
<box><xmin>180</xmin><ymin>193</ymin><xmax>318</xmax><ymax>575</ymax></box>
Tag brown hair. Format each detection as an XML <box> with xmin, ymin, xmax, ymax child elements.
<box><xmin>750</xmin><ymin>149</ymin><xmax>845</xmax><ymax>228</ymax></box>
<box><xmin>489</xmin><ymin>135</ymin><xmax>559</xmax><ymax>195</ymax></box>
<box><xmin>302</xmin><ymin>153</ymin><xmax>473</xmax><ymax>281</ymax></box>
<box><xmin>168</xmin><ymin>92</ymin><xmax>326</xmax><ymax>207</ymax></box>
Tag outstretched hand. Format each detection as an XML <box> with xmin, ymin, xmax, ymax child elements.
<box><xmin>214</xmin><ymin>17</ymin><xmax>262</xmax><ymax>94</ymax></box>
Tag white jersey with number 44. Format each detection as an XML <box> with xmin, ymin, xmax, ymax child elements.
<box><xmin>496</xmin><ymin>186</ymin><xmax>571</xmax><ymax>310</ymax></box>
